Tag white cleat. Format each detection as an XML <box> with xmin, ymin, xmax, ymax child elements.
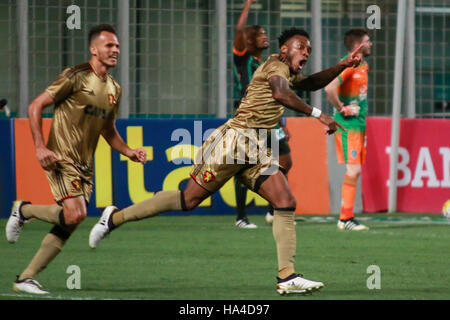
<box><xmin>235</xmin><ymin>218</ymin><xmax>257</xmax><ymax>229</ymax></box>
<box><xmin>13</xmin><ymin>278</ymin><xmax>49</xmax><ymax>295</ymax></box>
<box><xmin>265</xmin><ymin>212</ymin><xmax>274</xmax><ymax>225</ymax></box>
<box><xmin>6</xmin><ymin>200</ymin><xmax>30</xmax><ymax>243</ymax></box>
<box><xmin>89</xmin><ymin>205</ymin><xmax>118</xmax><ymax>248</ymax></box>
<box><xmin>276</xmin><ymin>274</ymin><xmax>324</xmax><ymax>295</ymax></box>
<box><xmin>337</xmin><ymin>218</ymin><xmax>369</xmax><ymax>231</ymax></box>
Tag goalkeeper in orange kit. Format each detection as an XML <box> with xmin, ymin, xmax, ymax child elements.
<box><xmin>325</xmin><ymin>28</ymin><xmax>373</xmax><ymax>231</ymax></box>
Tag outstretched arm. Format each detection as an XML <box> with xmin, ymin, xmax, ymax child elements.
<box><xmin>293</xmin><ymin>61</ymin><xmax>348</xmax><ymax>91</ymax></box>
<box><xmin>234</xmin><ymin>0</ymin><xmax>257</xmax><ymax>52</ymax></box>
<box><xmin>293</xmin><ymin>42</ymin><xmax>366</xmax><ymax>91</ymax></box>
<box><xmin>269</xmin><ymin>75</ymin><xmax>345</xmax><ymax>134</ymax></box>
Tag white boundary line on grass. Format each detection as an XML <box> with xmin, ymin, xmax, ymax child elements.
<box><xmin>299</xmin><ymin>216</ymin><xmax>450</xmax><ymax>225</ymax></box>
<box><xmin>0</xmin><ymin>292</ymin><xmax>139</xmax><ymax>300</ymax></box>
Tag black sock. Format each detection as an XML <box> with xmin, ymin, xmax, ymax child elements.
<box><xmin>107</xmin><ymin>212</ymin><xmax>116</xmax><ymax>230</ymax></box>
<box><xmin>234</xmin><ymin>179</ymin><xmax>248</xmax><ymax>220</ymax></box>
<box><xmin>276</xmin><ymin>273</ymin><xmax>297</xmax><ymax>282</ymax></box>
<box><xmin>18</xmin><ymin>201</ymin><xmax>32</xmax><ymax>220</ymax></box>
<box><xmin>58</xmin><ymin>210</ymin><xmax>67</xmax><ymax>227</ymax></box>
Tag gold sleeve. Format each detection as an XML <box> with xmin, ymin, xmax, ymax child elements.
<box><xmin>113</xmin><ymin>88</ymin><xmax>121</xmax><ymax>119</ymax></box>
<box><xmin>264</xmin><ymin>59</ymin><xmax>290</xmax><ymax>81</ymax></box>
<box><xmin>45</xmin><ymin>68</ymin><xmax>75</xmax><ymax>105</ymax></box>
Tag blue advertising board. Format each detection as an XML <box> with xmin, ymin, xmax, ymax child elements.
<box><xmin>1</xmin><ymin>119</ymin><xmax>269</xmax><ymax>218</ymax></box>
<box><xmin>0</xmin><ymin>119</ymin><xmax>16</xmax><ymax>218</ymax></box>
<box><xmin>87</xmin><ymin>118</ymin><xmax>268</xmax><ymax>216</ymax></box>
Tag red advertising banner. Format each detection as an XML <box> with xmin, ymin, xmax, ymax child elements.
<box><xmin>362</xmin><ymin>117</ymin><xmax>450</xmax><ymax>213</ymax></box>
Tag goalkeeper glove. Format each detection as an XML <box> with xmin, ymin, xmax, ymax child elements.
<box><xmin>340</xmin><ymin>104</ymin><xmax>360</xmax><ymax>116</ymax></box>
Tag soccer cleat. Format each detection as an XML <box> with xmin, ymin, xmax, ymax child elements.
<box><xmin>337</xmin><ymin>218</ymin><xmax>369</xmax><ymax>231</ymax></box>
<box><xmin>235</xmin><ymin>218</ymin><xmax>257</xmax><ymax>229</ymax></box>
<box><xmin>89</xmin><ymin>205</ymin><xmax>118</xmax><ymax>248</ymax></box>
<box><xmin>265</xmin><ymin>212</ymin><xmax>274</xmax><ymax>225</ymax></box>
<box><xmin>13</xmin><ymin>277</ymin><xmax>49</xmax><ymax>295</ymax></box>
<box><xmin>6</xmin><ymin>200</ymin><xmax>30</xmax><ymax>243</ymax></box>
<box><xmin>276</xmin><ymin>274</ymin><xmax>324</xmax><ymax>295</ymax></box>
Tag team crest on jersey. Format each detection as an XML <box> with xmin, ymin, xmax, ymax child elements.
<box><xmin>351</xmin><ymin>150</ymin><xmax>358</xmax><ymax>159</ymax></box>
<box><xmin>203</xmin><ymin>169</ymin><xmax>216</xmax><ymax>183</ymax></box>
<box><xmin>71</xmin><ymin>179</ymin><xmax>82</xmax><ymax>191</ymax></box>
<box><xmin>108</xmin><ymin>94</ymin><xmax>116</xmax><ymax>105</ymax></box>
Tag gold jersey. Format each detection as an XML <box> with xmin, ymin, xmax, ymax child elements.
<box><xmin>228</xmin><ymin>54</ymin><xmax>306</xmax><ymax>130</ymax></box>
<box><xmin>45</xmin><ymin>62</ymin><xmax>121</xmax><ymax>173</ymax></box>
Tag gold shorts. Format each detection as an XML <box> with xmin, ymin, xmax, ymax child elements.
<box><xmin>190</xmin><ymin>124</ymin><xmax>280</xmax><ymax>193</ymax></box>
<box><xmin>45</xmin><ymin>160</ymin><xmax>93</xmax><ymax>204</ymax></box>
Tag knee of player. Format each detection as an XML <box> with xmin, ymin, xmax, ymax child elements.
<box><xmin>287</xmin><ymin>197</ymin><xmax>297</xmax><ymax>209</ymax></box>
<box><xmin>183</xmin><ymin>198</ymin><xmax>199</xmax><ymax>211</ymax></box>
<box><xmin>64</xmin><ymin>209</ymin><xmax>87</xmax><ymax>226</ymax></box>
<box><xmin>271</xmin><ymin>200</ymin><xmax>296</xmax><ymax>211</ymax></box>
<box><xmin>346</xmin><ymin>167</ymin><xmax>362</xmax><ymax>178</ymax></box>
<box><xmin>181</xmin><ymin>193</ymin><xmax>202</xmax><ymax>211</ymax></box>
<box><xmin>276</xmin><ymin>196</ymin><xmax>297</xmax><ymax>210</ymax></box>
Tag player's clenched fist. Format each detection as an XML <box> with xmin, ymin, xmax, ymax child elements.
<box><xmin>36</xmin><ymin>146</ymin><xmax>61</xmax><ymax>171</ymax></box>
<box><xmin>126</xmin><ymin>148</ymin><xmax>147</xmax><ymax>165</ymax></box>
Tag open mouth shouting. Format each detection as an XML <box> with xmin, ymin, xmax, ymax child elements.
<box><xmin>298</xmin><ymin>58</ymin><xmax>307</xmax><ymax>70</ymax></box>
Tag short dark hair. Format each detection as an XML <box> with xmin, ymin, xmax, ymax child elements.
<box><xmin>278</xmin><ymin>27</ymin><xmax>310</xmax><ymax>48</ymax></box>
<box><xmin>344</xmin><ymin>28</ymin><xmax>369</xmax><ymax>51</ymax></box>
<box><xmin>88</xmin><ymin>24</ymin><xmax>117</xmax><ymax>44</ymax></box>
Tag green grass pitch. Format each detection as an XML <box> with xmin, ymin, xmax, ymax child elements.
<box><xmin>1</xmin><ymin>213</ymin><xmax>449</xmax><ymax>300</ymax></box>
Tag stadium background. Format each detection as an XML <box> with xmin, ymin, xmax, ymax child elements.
<box><xmin>0</xmin><ymin>0</ymin><xmax>449</xmax><ymax>217</ymax></box>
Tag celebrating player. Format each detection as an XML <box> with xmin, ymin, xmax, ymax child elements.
<box><xmin>90</xmin><ymin>27</ymin><xmax>363</xmax><ymax>295</ymax></box>
<box><xmin>5</xmin><ymin>24</ymin><xmax>147</xmax><ymax>294</ymax></box>
<box><xmin>325</xmin><ymin>28</ymin><xmax>372</xmax><ymax>231</ymax></box>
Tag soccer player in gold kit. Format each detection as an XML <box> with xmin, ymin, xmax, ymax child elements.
<box><xmin>90</xmin><ymin>28</ymin><xmax>364</xmax><ymax>295</ymax></box>
<box><xmin>5</xmin><ymin>24</ymin><xmax>147</xmax><ymax>294</ymax></box>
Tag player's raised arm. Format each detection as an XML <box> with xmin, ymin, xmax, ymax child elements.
<box><xmin>234</xmin><ymin>0</ymin><xmax>257</xmax><ymax>52</ymax></box>
<box><xmin>269</xmin><ymin>75</ymin><xmax>344</xmax><ymax>134</ymax></box>
<box><xmin>293</xmin><ymin>50</ymin><xmax>363</xmax><ymax>92</ymax></box>
<box><xmin>28</xmin><ymin>91</ymin><xmax>61</xmax><ymax>170</ymax></box>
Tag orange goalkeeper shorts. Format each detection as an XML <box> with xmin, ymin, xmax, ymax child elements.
<box><xmin>334</xmin><ymin>129</ymin><xmax>366</xmax><ymax>164</ymax></box>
